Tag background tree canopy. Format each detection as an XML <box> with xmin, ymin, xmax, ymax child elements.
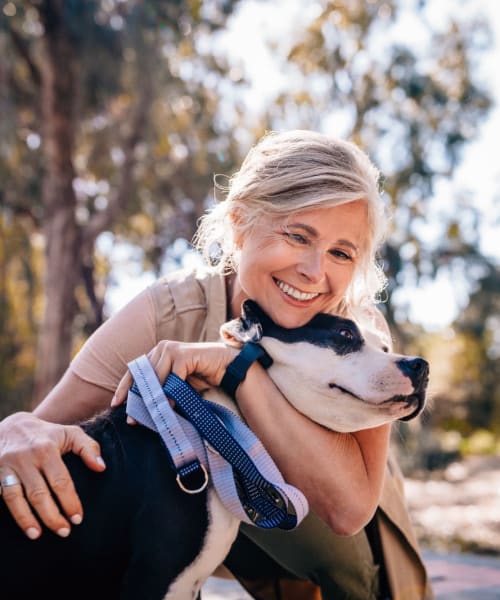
<box><xmin>1</xmin><ymin>0</ymin><xmax>499</xmax><ymax>470</ymax></box>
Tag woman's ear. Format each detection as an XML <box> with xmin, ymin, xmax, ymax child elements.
<box><xmin>228</xmin><ymin>207</ymin><xmax>246</xmax><ymax>249</ymax></box>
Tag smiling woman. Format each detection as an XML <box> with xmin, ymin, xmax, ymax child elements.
<box><xmin>194</xmin><ymin>130</ymin><xmax>388</xmax><ymax>317</ymax></box>
<box><xmin>0</xmin><ymin>129</ymin><xmax>432</xmax><ymax>599</ymax></box>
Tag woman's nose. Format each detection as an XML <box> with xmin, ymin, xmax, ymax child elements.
<box><xmin>298</xmin><ymin>250</ymin><xmax>325</xmax><ymax>283</ymax></box>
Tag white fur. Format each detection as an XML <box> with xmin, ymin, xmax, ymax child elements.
<box><xmin>259</xmin><ymin>338</ymin><xmax>419</xmax><ymax>433</ymax></box>
<box><xmin>163</xmin><ymin>490</ymin><xmax>239</xmax><ymax>600</ymax></box>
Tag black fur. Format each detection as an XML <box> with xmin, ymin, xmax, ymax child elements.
<box><xmin>242</xmin><ymin>299</ymin><xmax>364</xmax><ymax>355</ymax></box>
<box><xmin>0</xmin><ymin>405</ymin><xmax>209</xmax><ymax>600</ymax></box>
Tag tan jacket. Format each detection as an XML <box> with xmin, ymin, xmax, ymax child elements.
<box><xmin>71</xmin><ymin>267</ymin><xmax>433</xmax><ymax>599</ymax></box>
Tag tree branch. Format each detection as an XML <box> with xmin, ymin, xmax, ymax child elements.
<box><xmin>8</xmin><ymin>25</ymin><xmax>42</xmax><ymax>88</ymax></box>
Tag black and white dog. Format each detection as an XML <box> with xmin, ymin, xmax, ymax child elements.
<box><xmin>0</xmin><ymin>301</ymin><xmax>428</xmax><ymax>600</ymax></box>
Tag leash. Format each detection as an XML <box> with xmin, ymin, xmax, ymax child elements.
<box><xmin>126</xmin><ymin>354</ymin><xmax>308</xmax><ymax>530</ymax></box>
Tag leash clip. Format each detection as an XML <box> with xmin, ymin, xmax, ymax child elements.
<box><xmin>176</xmin><ymin>463</ymin><xmax>209</xmax><ymax>494</ymax></box>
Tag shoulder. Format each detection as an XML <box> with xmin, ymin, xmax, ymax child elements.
<box><xmin>148</xmin><ymin>266</ymin><xmax>228</xmax><ymax>342</ymax></box>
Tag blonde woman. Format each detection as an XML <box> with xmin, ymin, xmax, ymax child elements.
<box><xmin>0</xmin><ymin>130</ymin><xmax>432</xmax><ymax>599</ymax></box>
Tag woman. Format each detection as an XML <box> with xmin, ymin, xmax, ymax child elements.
<box><xmin>0</xmin><ymin>130</ymin><xmax>432</xmax><ymax>599</ymax></box>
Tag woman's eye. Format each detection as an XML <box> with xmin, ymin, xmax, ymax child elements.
<box><xmin>330</xmin><ymin>249</ymin><xmax>352</xmax><ymax>261</ymax></box>
<box><xmin>284</xmin><ymin>232</ymin><xmax>308</xmax><ymax>244</ymax></box>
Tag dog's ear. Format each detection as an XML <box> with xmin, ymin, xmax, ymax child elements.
<box><xmin>241</xmin><ymin>300</ymin><xmax>274</xmax><ymax>329</ymax></box>
<box><xmin>219</xmin><ymin>299</ymin><xmax>266</xmax><ymax>346</ymax></box>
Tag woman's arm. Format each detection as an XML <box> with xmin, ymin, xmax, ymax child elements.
<box><xmin>236</xmin><ymin>362</ymin><xmax>390</xmax><ymax>536</ymax></box>
<box><xmin>35</xmin><ymin>370</ymin><xmax>113</xmax><ymax>423</ymax></box>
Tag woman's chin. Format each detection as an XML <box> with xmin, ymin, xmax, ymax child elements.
<box><xmin>267</xmin><ymin>307</ymin><xmax>316</xmax><ymax>329</ymax></box>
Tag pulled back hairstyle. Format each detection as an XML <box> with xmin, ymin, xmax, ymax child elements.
<box><xmin>194</xmin><ymin>130</ymin><xmax>389</xmax><ymax>315</ymax></box>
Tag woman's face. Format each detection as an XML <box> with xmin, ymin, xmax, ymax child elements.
<box><xmin>231</xmin><ymin>200</ymin><xmax>369</xmax><ymax>328</ymax></box>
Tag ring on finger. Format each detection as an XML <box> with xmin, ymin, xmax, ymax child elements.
<box><xmin>0</xmin><ymin>473</ymin><xmax>22</xmax><ymax>495</ymax></box>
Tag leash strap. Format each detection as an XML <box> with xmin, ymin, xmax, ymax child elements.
<box><xmin>126</xmin><ymin>355</ymin><xmax>308</xmax><ymax>529</ymax></box>
<box><xmin>163</xmin><ymin>372</ymin><xmax>308</xmax><ymax>529</ymax></box>
<box><xmin>127</xmin><ymin>355</ymin><xmax>208</xmax><ymax>493</ymax></box>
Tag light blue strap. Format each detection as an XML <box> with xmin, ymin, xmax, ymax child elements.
<box><xmin>127</xmin><ymin>355</ymin><xmax>208</xmax><ymax>493</ymax></box>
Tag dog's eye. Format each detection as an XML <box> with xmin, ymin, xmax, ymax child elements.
<box><xmin>338</xmin><ymin>328</ymin><xmax>354</xmax><ymax>340</ymax></box>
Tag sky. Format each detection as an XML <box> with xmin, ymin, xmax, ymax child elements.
<box><xmin>102</xmin><ymin>0</ymin><xmax>499</xmax><ymax>331</ymax></box>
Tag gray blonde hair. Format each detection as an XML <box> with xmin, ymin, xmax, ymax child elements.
<box><xmin>194</xmin><ymin>129</ymin><xmax>389</xmax><ymax>314</ymax></box>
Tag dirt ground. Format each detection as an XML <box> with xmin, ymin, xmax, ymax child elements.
<box><xmin>405</xmin><ymin>454</ymin><xmax>500</xmax><ymax>555</ymax></box>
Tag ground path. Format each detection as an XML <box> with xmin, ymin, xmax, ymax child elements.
<box><xmin>202</xmin><ymin>552</ymin><xmax>500</xmax><ymax>599</ymax></box>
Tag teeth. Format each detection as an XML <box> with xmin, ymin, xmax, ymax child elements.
<box><xmin>275</xmin><ymin>279</ymin><xmax>319</xmax><ymax>301</ymax></box>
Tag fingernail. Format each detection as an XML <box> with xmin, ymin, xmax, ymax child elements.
<box><xmin>70</xmin><ymin>514</ymin><xmax>82</xmax><ymax>525</ymax></box>
<box><xmin>110</xmin><ymin>395</ymin><xmax>118</xmax><ymax>407</ymax></box>
<box><xmin>57</xmin><ymin>527</ymin><xmax>70</xmax><ymax>538</ymax></box>
<box><xmin>26</xmin><ymin>527</ymin><xmax>40</xmax><ymax>540</ymax></box>
<box><xmin>96</xmin><ymin>456</ymin><xmax>106</xmax><ymax>468</ymax></box>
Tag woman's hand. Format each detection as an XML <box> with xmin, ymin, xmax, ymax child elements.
<box><xmin>0</xmin><ymin>412</ymin><xmax>106</xmax><ymax>539</ymax></box>
<box><xmin>112</xmin><ymin>340</ymin><xmax>239</xmax><ymax>407</ymax></box>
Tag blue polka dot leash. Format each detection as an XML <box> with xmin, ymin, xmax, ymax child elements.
<box><xmin>126</xmin><ymin>354</ymin><xmax>308</xmax><ymax>530</ymax></box>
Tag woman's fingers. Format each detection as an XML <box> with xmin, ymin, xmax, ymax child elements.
<box><xmin>40</xmin><ymin>459</ymin><xmax>83</xmax><ymax>529</ymax></box>
<box><xmin>112</xmin><ymin>344</ymin><xmax>175</xmax><ymax>406</ymax></box>
<box><xmin>38</xmin><ymin>425</ymin><xmax>106</xmax><ymax>530</ymax></box>
<box><xmin>149</xmin><ymin>343</ymin><xmax>175</xmax><ymax>384</ymax></box>
<box><xmin>111</xmin><ymin>371</ymin><xmax>133</xmax><ymax>406</ymax></box>
<box><xmin>6</xmin><ymin>465</ymin><xmax>74</xmax><ymax>538</ymax></box>
<box><xmin>63</xmin><ymin>425</ymin><xmax>106</xmax><ymax>472</ymax></box>
<box><xmin>113</xmin><ymin>341</ymin><xmax>239</xmax><ymax>413</ymax></box>
<box><xmin>0</xmin><ymin>470</ymin><xmax>43</xmax><ymax>539</ymax></box>
<box><xmin>0</xmin><ymin>413</ymin><xmax>106</xmax><ymax>538</ymax></box>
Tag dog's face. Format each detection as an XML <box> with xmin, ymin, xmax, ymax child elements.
<box><xmin>221</xmin><ymin>300</ymin><xmax>429</xmax><ymax>433</ymax></box>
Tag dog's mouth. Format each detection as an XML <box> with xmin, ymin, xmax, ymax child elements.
<box><xmin>329</xmin><ymin>383</ymin><xmax>426</xmax><ymax>421</ymax></box>
<box><xmin>385</xmin><ymin>392</ymin><xmax>426</xmax><ymax>421</ymax></box>
<box><xmin>328</xmin><ymin>383</ymin><xmax>362</xmax><ymax>401</ymax></box>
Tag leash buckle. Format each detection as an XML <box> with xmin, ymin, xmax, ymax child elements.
<box><xmin>176</xmin><ymin>463</ymin><xmax>209</xmax><ymax>495</ymax></box>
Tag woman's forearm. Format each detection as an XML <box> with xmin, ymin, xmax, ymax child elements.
<box><xmin>236</xmin><ymin>362</ymin><xmax>391</xmax><ymax>535</ymax></box>
<box><xmin>34</xmin><ymin>370</ymin><xmax>114</xmax><ymax>424</ymax></box>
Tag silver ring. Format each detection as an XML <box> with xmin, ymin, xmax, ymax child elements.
<box><xmin>1</xmin><ymin>474</ymin><xmax>22</xmax><ymax>488</ymax></box>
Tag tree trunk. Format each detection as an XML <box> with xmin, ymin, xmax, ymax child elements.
<box><xmin>33</xmin><ymin>0</ymin><xmax>81</xmax><ymax>405</ymax></box>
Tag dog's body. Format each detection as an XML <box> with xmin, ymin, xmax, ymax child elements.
<box><xmin>0</xmin><ymin>301</ymin><xmax>428</xmax><ymax>599</ymax></box>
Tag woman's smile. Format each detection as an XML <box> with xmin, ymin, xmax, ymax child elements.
<box><xmin>273</xmin><ymin>277</ymin><xmax>321</xmax><ymax>302</ymax></box>
<box><xmin>231</xmin><ymin>200</ymin><xmax>368</xmax><ymax>327</ymax></box>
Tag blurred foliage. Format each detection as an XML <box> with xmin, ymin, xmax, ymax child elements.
<box><xmin>1</xmin><ymin>0</ymin><xmax>243</xmax><ymax>404</ymax></box>
<box><xmin>0</xmin><ymin>0</ymin><xmax>498</xmax><ymax>451</ymax></box>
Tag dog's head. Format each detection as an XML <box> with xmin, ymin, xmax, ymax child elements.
<box><xmin>221</xmin><ymin>300</ymin><xmax>429</xmax><ymax>433</ymax></box>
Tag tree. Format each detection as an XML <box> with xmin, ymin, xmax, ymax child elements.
<box><xmin>1</xmin><ymin>0</ymin><xmax>241</xmax><ymax>407</ymax></box>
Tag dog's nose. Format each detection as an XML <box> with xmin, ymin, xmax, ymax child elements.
<box><xmin>396</xmin><ymin>357</ymin><xmax>429</xmax><ymax>389</ymax></box>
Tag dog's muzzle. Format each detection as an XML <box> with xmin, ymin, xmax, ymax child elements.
<box><xmin>396</xmin><ymin>357</ymin><xmax>429</xmax><ymax>421</ymax></box>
